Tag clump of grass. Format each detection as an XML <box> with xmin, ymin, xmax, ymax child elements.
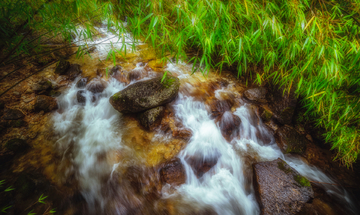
<box><xmin>113</xmin><ymin>0</ymin><xmax>360</xmax><ymax>167</ymax></box>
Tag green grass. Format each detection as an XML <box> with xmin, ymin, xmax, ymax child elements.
<box><xmin>112</xmin><ymin>0</ymin><xmax>360</xmax><ymax>167</ymax></box>
<box><xmin>1</xmin><ymin>0</ymin><xmax>360</xmax><ymax>167</ymax></box>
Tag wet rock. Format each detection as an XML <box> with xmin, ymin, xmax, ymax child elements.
<box><xmin>87</xmin><ymin>80</ymin><xmax>106</xmax><ymax>93</ymax></box>
<box><xmin>5</xmin><ymin>138</ymin><xmax>29</xmax><ymax>154</ymax></box>
<box><xmin>138</xmin><ymin>106</ymin><xmax>165</xmax><ymax>130</ymax></box>
<box><xmin>77</xmin><ymin>90</ymin><xmax>86</xmax><ymax>104</ymax></box>
<box><xmin>67</xmin><ymin>64</ymin><xmax>82</xmax><ymax>80</ymax></box>
<box><xmin>160</xmin><ymin>158</ymin><xmax>186</xmax><ymax>186</ymax></box>
<box><xmin>257</xmin><ymin>106</ymin><xmax>273</xmax><ymax>122</ymax></box>
<box><xmin>55</xmin><ymin>59</ymin><xmax>70</xmax><ymax>75</ymax></box>
<box><xmin>49</xmin><ymin>90</ymin><xmax>61</xmax><ymax>97</ymax></box>
<box><xmin>172</xmin><ymin>128</ymin><xmax>192</xmax><ymax>140</ymax></box>
<box><xmin>244</xmin><ymin>87</ymin><xmax>267</xmax><ymax>103</ymax></box>
<box><xmin>185</xmin><ymin>155</ymin><xmax>219</xmax><ymax>178</ymax></box>
<box><xmin>207</xmin><ymin>100</ymin><xmax>232</xmax><ymax>118</ymax></box>
<box><xmin>110</xmin><ymin>76</ymin><xmax>180</xmax><ymax>113</ymax></box>
<box><xmin>31</xmin><ymin>80</ymin><xmax>52</xmax><ymax>93</ymax></box>
<box><xmin>297</xmin><ymin>199</ymin><xmax>337</xmax><ymax>215</ymax></box>
<box><xmin>76</xmin><ymin>77</ymin><xmax>88</xmax><ymax>88</ymax></box>
<box><xmin>34</xmin><ymin>95</ymin><xmax>58</xmax><ymax>112</ymax></box>
<box><xmin>219</xmin><ymin>111</ymin><xmax>241</xmax><ymax>141</ymax></box>
<box><xmin>267</xmin><ymin>86</ymin><xmax>297</xmax><ymax>125</ymax></box>
<box><xmin>110</xmin><ymin>65</ymin><xmax>122</xmax><ymax>75</ymax></box>
<box><xmin>275</xmin><ymin>126</ymin><xmax>308</xmax><ymax>154</ymax></box>
<box><xmin>253</xmin><ymin>158</ymin><xmax>314</xmax><ymax>215</ymax></box>
<box><xmin>128</xmin><ymin>70</ymin><xmax>143</xmax><ymax>81</ymax></box>
<box><xmin>3</xmin><ymin>109</ymin><xmax>25</xmax><ymax>120</ymax></box>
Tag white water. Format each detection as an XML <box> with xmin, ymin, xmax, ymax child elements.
<box><xmin>51</xmin><ymin>27</ymin><xmax>357</xmax><ymax>214</ymax></box>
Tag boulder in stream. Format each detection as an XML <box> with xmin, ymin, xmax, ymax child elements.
<box><xmin>55</xmin><ymin>59</ymin><xmax>70</xmax><ymax>75</ymax></box>
<box><xmin>219</xmin><ymin>111</ymin><xmax>241</xmax><ymax>142</ymax></box>
<box><xmin>76</xmin><ymin>77</ymin><xmax>88</xmax><ymax>88</ymax></box>
<box><xmin>77</xmin><ymin>90</ymin><xmax>86</xmax><ymax>104</ymax></box>
<box><xmin>138</xmin><ymin>106</ymin><xmax>165</xmax><ymax>130</ymax></box>
<box><xmin>109</xmin><ymin>76</ymin><xmax>180</xmax><ymax>113</ymax></box>
<box><xmin>160</xmin><ymin>158</ymin><xmax>186</xmax><ymax>186</ymax></box>
<box><xmin>185</xmin><ymin>154</ymin><xmax>219</xmax><ymax>178</ymax></box>
<box><xmin>3</xmin><ymin>109</ymin><xmax>25</xmax><ymax>120</ymax></box>
<box><xmin>275</xmin><ymin>126</ymin><xmax>308</xmax><ymax>154</ymax></box>
<box><xmin>244</xmin><ymin>87</ymin><xmax>267</xmax><ymax>103</ymax></box>
<box><xmin>31</xmin><ymin>79</ymin><xmax>52</xmax><ymax>94</ymax></box>
<box><xmin>253</xmin><ymin>158</ymin><xmax>313</xmax><ymax>215</ymax></box>
<box><xmin>34</xmin><ymin>95</ymin><xmax>58</xmax><ymax>112</ymax></box>
<box><xmin>67</xmin><ymin>64</ymin><xmax>82</xmax><ymax>80</ymax></box>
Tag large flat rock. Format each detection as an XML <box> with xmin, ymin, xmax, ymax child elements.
<box><xmin>253</xmin><ymin>158</ymin><xmax>313</xmax><ymax>215</ymax></box>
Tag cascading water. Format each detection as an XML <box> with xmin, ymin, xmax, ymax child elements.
<box><xmin>51</xmin><ymin>26</ymin><xmax>358</xmax><ymax>214</ymax></box>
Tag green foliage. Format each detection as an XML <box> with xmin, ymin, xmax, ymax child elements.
<box><xmin>38</xmin><ymin>194</ymin><xmax>47</xmax><ymax>204</ymax></box>
<box><xmin>161</xmin><ymin>71</ymin><xmax>175</xmax><ymax>88</ymax></box>
<box><xmin>113</xmin><ymin>0</ymin><xmax>360</xmax><ymax>167</ymax></box>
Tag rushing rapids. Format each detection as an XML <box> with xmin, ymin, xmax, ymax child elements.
<box><xmin>41</xmin><ymin>25</ymin><xmax>358</xmax><ymax>214</ymax></box>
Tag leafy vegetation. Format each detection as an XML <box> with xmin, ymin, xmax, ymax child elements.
<box><xmin>1</xmin><ymin>0</ymin><xmax>360</xmax><ymax>166</ymax></box>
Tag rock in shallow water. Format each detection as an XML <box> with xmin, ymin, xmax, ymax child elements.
<box><xmin>244</xmin><ymin>87</ymin><xmax>267</xmax><ymax>103</ymax></box>
<box><xmin>253</xmin><ymin>158</ymin><xmax>314</xmax><ymax>215</ymax></box>
<box><xmin>160</xmin><ymin>158</ymin><xmax>186</xmax><ymax>186</ymax></box>
<box><xmin>109</xmin><ymin>76</ymin><xmax>180</xmax><ymax>113</ymax></box>
<box><xmin>138</xmin><ymin>106</ymin><xmax>165</xmax><ymax>130</ymax></box>
<box><xmin>34</xmin><ymin>95</ymin><xmax>58</xmax><ymax>112</ymax></box>
<box><xmin>275</xmin><ymin>125</ymin><xmax>308</xmax><ymax>154</ymax></box>
<box><xmin>55</xmin><ymin>59</ymin><xmax>70</xmax><ymax>75</ymax></box>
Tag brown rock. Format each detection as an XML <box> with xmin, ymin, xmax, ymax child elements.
<box><xmin>138</xmin><ymin>106</ymin><xmax>165</xmax><ymax>130</ymax></box>
<box><xmin>34</xmin><ymin>95</ymin><xmax>58</xmax><ymax>112</ymax></box>
<box><xmin>32</xmin><ymin>79</ymin><xmax>52</xmax><ymax>94</ymax></box>
<box><xmin>55</xmin><ymin>59</ymin><xmax>70</xmax><ymax>75</ymax></box>
<box><xmin>67</xmin><ymin>64</ymin><xmax>82</xmax><ymax>80</ymax></box>
<box><xmin>87</xmin><ymin>80</ymin><xmax>106</xmax><ymax>93</ymax></box>
<box><xmin>160</xmin><ymin>158</ymin><xmax>186</xmax><ymax>186</ymax></box>
<box><xmin>128</xmin><ymin>70</ymin><xmax>143</xmax><ymax>81</ymax></box>
<box><xmin>207</xmin><ymin>100</ymin><xmax>231</xmax><ymax>118</ymax></box>
<box><xmin>110</xmin><ymin>76</ymin><xmax>180</xmax><ymax>113</ymax></box>
<box><xmin>3</xmin><ymin>109</ymin><xmax>25</xmax><ymax>120</ymax></box>
<box><xmin>297</xmin><ymin>199</ymin><xmax>337</xmax><ymax>215</ymax></box>
<box><xmin>125</xmin><ymin>166</ymin><xmax>162</xmax><ymax>198</ymax></box>
<box><xmin>77</xmin><ymin>90</ymin><xmax>86</xmax><ymax>104</ymax></box>
<box><xmin>76</xmin><ymin>77</ymin><xmax>88</xmax><ymax>88</ymax></box>
<box><xmin>253</xmin><ymin>158</ymin><xmax>314</xmax><ymax>215</ymax></box>
<box><xmin>244</xmin><ymin>87</ymin><xmax>267</xmax><ymax>103</ymax></box>
<box><xmin>218</xmin><ymin>111</ymin><xmax>241</xmax><ymax>141</ymax></box>
<box><xmin>275</xmin><ymin>126</ymin><xmax>308</xmax><ymax>154</ymax></box>
<box><xmin>172</xmin><ymin>128</ymin><xmax>192</xmax><ymax>140</ymax></box>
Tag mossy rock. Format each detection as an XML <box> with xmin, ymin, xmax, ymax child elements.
<box><xmin>275</xmin><ymin>126</ymin><xmax>308</xmax><ymax>154</ymax></box>
<box><xmin>109</xmin><ymin>76</ymin><xmax>180</xmax><ymax>113</ymax></box>
<box><xmin>138</xmin><ymin>106</ymin><xmax>165</xmax><ymax>130</ymax></box>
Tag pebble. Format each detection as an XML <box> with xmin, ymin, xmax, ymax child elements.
<box><xmin>23</xmin><ymin>98</ymin><xmax>34</xmax><ymax>103</ymax></box>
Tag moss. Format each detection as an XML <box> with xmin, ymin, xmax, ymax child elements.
<box><xmin>294</xmin><ymin>175</ymin><xmax>311</xmax><ymax>187</ymax></box>
<box><xmin>261</xmin><ymin>109</ymin><xmax>273</xmax><ymax>121</ymax></box>
<box><xmin>277</xmin><ymin>161</ymin><xmax>292</xmax><ymax>174</ymax></box>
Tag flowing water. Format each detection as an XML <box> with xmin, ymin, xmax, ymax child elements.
<box><xmin>48</xmin><ymin>25</ymin><xmax>358</xmax><ymax>214</ymax></box>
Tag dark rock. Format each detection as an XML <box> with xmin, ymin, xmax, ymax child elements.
<box><xmin>3</xmin><ymin>109</ymin><xmax>25</xmax><ymax>120</ymax></box>
<box><xmin>244</xmin><ymin>87</ymin><xmax>267</xmax><ymax>103</ymax></box>
<box><xmin>160</xmin><ymin>158</ymin><xmax>186</xmax><ymax>186</ymax></box>
<box><xmin>275</xmin><ymin>126</ymin><xmax>308</xmax><ymax>154</ymax></box>
<box><xmin>49</xmin><ymin>90</ymin><xmax>61</xmax><ymax>97</ymax></box>
<box><xmin>34</xmin><ymin>95</ymin><xmax>58</xmax><ymax>112</ymax></box>
<box><xmin>55</xmin><ymin>59</ymin><xmax>70</xmax><ymax>75</ymax></box>
<box><xmin>15</xmin><ymin>173</ymin><xmax>36</xmax><ymax>198</ymax></box>
<box><xmin>0</xmin><ymin>121</ymin><xmax>9</xmax><ymax>134</ymax></box>
<box><xmin>87</xmin><ymin>80</ymin><xmax>106</xmax><ymax>94</ymax></box>
<box><xmin>31</xmin><ymin>80</ymin><xmax>52</xmax><ymax>93</ymax></box>
<box><xmin>5</xmin><ymin>138</ymin><xmax>29</xmax><ymax>154</ymax></box>
<box><xmin>77</xmin><ymin>90</ymin><xmax>86</xmax><ymax>104</ymax></box>
<box><xmin>76</xmin><ymin>77</ymin><xmax>88</xmax><ymax>88</ymax></box>
<box><xmin>128</xmin><ymin>70</ymin><xmax>143</xmax><ymax>81</ymax></box>
<box><xmin>185</xmin><ymin>154</ymin><xmax>219</xmax><ymax>178</ymax></box>
<box><xmin>10</xmin><ymin>119</ymin><xmax>26</xmax><ymax>128</ymax></box>
<box><xmin>267</xmin><ymin>86</ymin><xmax>297</xmax><ymax>125</ymax></box>
<box><xmin>207</xmin><ymin>100</ymin><xmax>232</xmax><ymax>118</ymax></box>
<box><xmin>110</xmin><ymin>76</ymin><xmax>180</xmax><ymax>113</ymax></box>
<box><xmin>0</xmin><ymin>100</ymin><xmax>4</xmax><ymax>110</ymax></box>
<box><xmin>219</xmin><ymin>111</ymin><xmax>241</xmax><ymax>141</ymax></box>
<box><xmin>297</xmin><ymin>199</ymin><xmax>337</xmax><ymax>215</ymax></box>
<box><xmin>67</xmin><ymin>64</ymin><xmax>82</xmax><ymax>80</ymax></box>
<box><xmin>253</xmin><ymin>158</ymin><xmax>314</xmax><ymax>215</ymax></box>
<box><xmin>257</xmin><ymin>106</ymin><xmax>273</xmax><ymax>122</ymax></box>
<box><xmin>138</xmin><ymin>106</ymin><xmax>165</xmax><ymax>130</ymax></box>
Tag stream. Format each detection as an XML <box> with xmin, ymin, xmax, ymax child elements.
<box><xmin>48</xmin><ymin>24</ymin><xmax>358</xmax><ymax>214</ymax></box>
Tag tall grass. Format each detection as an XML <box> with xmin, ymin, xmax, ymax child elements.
<box><xmin>111</xmin><ymin>0</ymin><xmax>360</xmax><ymax>166</ymax></box>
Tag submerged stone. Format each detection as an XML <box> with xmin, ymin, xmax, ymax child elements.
<box><xmin>138</xmin><ymin>106</ymin><xmax>165</xmax><ymax>130</ymax></box>
<box><xmin>109</xmin><ymin>76</ymin><xmax>180</xmax><ymax>113</ymax></box>
<box><xmin>253</xmin><ymin>158</ymin><xmax>313</xmax><ymax>215</ymax></box>
<box><xmin>275</xmin><ymin>126</ymin><xmax>308</xmax><ymax>154</ymax></box>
